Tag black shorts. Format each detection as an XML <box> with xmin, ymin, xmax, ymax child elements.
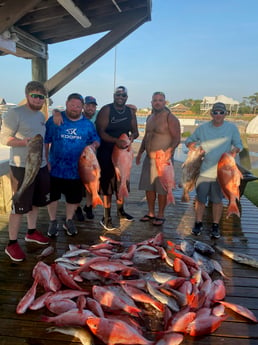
<box><xmin>50</xmin><ymin>176</ymin><xmax>84</xmax><ymax>204</ymax></box>
<box><xmin>11</xmin><ymin>165</ymin><xmax>50</xmax><ymax>214</ymax></box>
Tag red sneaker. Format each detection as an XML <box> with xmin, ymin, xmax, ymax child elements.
<box><xmin>25</xmin><ymin>230</ymin><xmax>49</xmax><ymax>245</ymax></box>
<box><xmin>5</xmin><ymin>243</ymin><xmax>26</xmax><ymax>262</ymax></box>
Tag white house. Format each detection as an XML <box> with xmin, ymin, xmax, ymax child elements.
<box><xmin>200</xmin><ymin>95</ymin><xmax>239</xmax><ymax>115</ymax></box>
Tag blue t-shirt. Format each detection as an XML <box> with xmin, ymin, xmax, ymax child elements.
<box><xmin>45</xmin><ymin>112</ymin><xmax>100</xmax><ymax>179</ymax></box>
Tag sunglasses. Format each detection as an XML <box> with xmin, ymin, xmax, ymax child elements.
<box><xmin>212</xmin><ymin>111</ymin><xmax>226</xmax><ymax>115</ymax></box>
<box><xmin>115</xmin><ymin>93</ymin><xmax>127</xmax><ymax>98</ymax></box>
<box><xmin>29</xmin><ymin>93</ymin><xmax>46</xmax><ymax>100</ymax></box>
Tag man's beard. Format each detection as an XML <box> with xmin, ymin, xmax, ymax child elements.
<box><xmin>66</xmin><ymin>111</ymin><xmax>81</xmax><ymax>120</ymax></box>
<box><xmin>27</xmin><ymin>100</ymin><xmax>43</xmax><ymax>111</ymax></box>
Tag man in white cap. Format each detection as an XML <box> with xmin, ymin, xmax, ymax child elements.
<box><xmin>185</xmin><ymin>102</ymin><xmax>243</xmax><ymax>239</ymax></box>
<box><xmin>96</xmin><ymin>86</ymin><xmax>139</xmax><ymax>230</ymax></box>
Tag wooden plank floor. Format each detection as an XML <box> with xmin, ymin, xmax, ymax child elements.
<box><xmin>0</xmin><ymin>143</ymin><xmax>258</xmax><ymax>345</ymax></box>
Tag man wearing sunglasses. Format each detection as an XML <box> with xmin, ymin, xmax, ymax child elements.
<box><xmin>96</xmin><ymin>86</ymin><xmax>139</xmax><ymax>230</ymax></box>
<box><xmin>0</xmin><ymin>81</ymin><xmax>50</xmax><ymax>261</ymax></box>
<box><xmin>185</xmin><ymin>102</ymin><xmax>243</xmax><ymax>239</ymax></box>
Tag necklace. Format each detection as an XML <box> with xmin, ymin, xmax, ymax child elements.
<box><xmin>115</xmin><ymin>106</ymin><xmax>126</xmax><ymax>115</ymax></box>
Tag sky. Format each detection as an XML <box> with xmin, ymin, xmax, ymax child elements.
<box><xmin>1</xmin><ymin>0</ymin><xmax>258</xmax><ymax>109</ymax></box>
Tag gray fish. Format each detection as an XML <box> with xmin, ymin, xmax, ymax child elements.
<box><xmin>146</xmin><ymin>281</ymin><xmax>179</xmax><ymax>312</ymax></box>
<box><xmin>46</xmin><ymin>326</ymin><xmax>94</xmax><ymax>345</ymax></box>
<box><xmin>181</xmin><ymin>146</ymin><xmax>205</xmax><ymax>202</ymax></box>
<box><xmin>179</xmin><ymin>239</ymin><xmax>195</xmax><ymax>257</ymax></box>
<box><xmin>215</xmin><ymin>245</ymin><xmax>258</xmax><ymax>268</ymax></box>
<box><xmin>192</xmin><ymin>251</ymin><xmax>215</xmax><ymax>275</ymax></box>
<box><xmin>194</xmin><ymin>240</ymin><xmax>215</xmax><ymax>256</ymax></box>
<box><xmin>12</xmin><ymin>134</ymin><xmax>43</xmax><ymax>203</ymax></box>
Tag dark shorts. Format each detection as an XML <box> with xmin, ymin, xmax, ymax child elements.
<box><xmin>50</xmin><ymin>176</ymin><xmax>84</xmax><ymax>204</ymax></box>
<box><xmin>11</xmin><ymin>165</ymin><xmax>50</xmax><ymax>214</ymax></box>
<box><xmin>196</xmin><ymin>175</ymin><xmax>223</xmax><ymax>204</ymax></box>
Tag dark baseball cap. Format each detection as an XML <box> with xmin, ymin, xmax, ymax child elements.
<box><xmin>211</xmin><ymin>102</ymin><xmax>227</xmax><ymax>112</ymax></box>
<box><xmin>67</xmin><ymin>93</ymin><xmax>84</xmax><ymax>103</ymax></box>
<box><xmin>85</xmin><ymin>96</ymin><xmax>97</xmax><ymax>105</ymax></box>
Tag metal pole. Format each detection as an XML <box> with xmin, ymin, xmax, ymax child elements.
<box><xmin>113</xmin><ymin>45</ymin><xmax>117</xmax><ymax>90</ymax></box>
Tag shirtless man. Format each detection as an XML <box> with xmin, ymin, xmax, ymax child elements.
<box><xmin>136</xmin><ymin>91</ymin><xmax>181</xmax><ymax>226</ymax></box>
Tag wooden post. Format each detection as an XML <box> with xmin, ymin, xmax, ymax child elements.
<box><xmin>32</xmin><ymin>57</ymin><xmax>47</xmax><ymax>84</ymax></box>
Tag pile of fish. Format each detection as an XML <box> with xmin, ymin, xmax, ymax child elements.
<box><xmin>16</xmin><ymin>233</ymin><xmax>257</xmax><ymax>345</ymax></box>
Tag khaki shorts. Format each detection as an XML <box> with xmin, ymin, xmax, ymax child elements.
<box><xmin>138</xmin><ymin>155</ymin><xmax>166</xmax><ymax>195</ymax></box>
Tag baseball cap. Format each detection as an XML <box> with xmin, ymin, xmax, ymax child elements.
<box><xmin>114</xmin><ymin>86</ymin><xmax>128</xmax><ymax>95</ymax></box>
<box><xmin>85</xmin><ymin>96</ymin><xmax>97</xmax><ymax>105</ymax></box>
<box><xmin>211</xmin><ymin>102</ymin><xmax>227</xmax><ymax>112</ymax></box>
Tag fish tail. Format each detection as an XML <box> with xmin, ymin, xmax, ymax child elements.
<box><xmin>118</xmin><ymin>184</ymin><xmax>129</xmax><ymax>200</ymax></box>
<box><xmin>181</xmin><ymin>192</ymin><xmax>190</xmax><ymax>203</ymax></box>
<box><xmin>92</xmin><ymin>195</ymin><xmax>103</xmax><ymax>208</ymax></box>
<box><xmin>227</xmin><ymin>202</ymin><xmax>240</xmax><ymax>218</ymax></box>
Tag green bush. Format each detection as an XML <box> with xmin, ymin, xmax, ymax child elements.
<box><xmin>181</xmin><ymin>131</ymin><xmax>191</xmax><ymax>138</ymax></box>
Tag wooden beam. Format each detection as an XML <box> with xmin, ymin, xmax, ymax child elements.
<box><xmin>45</xmin><ymin>11</ymin><xmax>149</xmax><ymax>96</ymax></box>
<box><xmin>12</xmin><ymin>26</ymin><xmax>48</xmax><ymax>59</ymax></box>
<box><xmin>0</xmin><ymin>0</ymin><xmax>42</xmax><ymax>34</ymax></box>
<box><xmin>56</xmin><ymin>0</ymin><xmax>91</xmax><ymax>28</ymax></box>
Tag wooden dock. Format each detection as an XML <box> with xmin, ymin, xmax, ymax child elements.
<box><xmin>0</xmin><ymin>142</ymin><xmax>258</xmax><ymax>345</ymax></box>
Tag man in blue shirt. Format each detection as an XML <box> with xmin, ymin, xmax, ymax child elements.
<box><xmin>45</xmin><ymin>93</ymin><xmax>100</xmax><ymax>237</ymax></box>
<box><xmin>185</xmin><ymin>102</ymin><xmax>243</xmax><ymax>239</ymax></box>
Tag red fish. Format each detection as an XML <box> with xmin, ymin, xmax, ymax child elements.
<box><xmin>112</xmin><ymin>133</ymin><xmax>134</xmax><ymax>200</ymax></box>
<box><xmin>41</xmin><ymin>308</ymin><xmax>94</xmax><ymax>327</ymax></box>
<box><xmin>92</xmin><ymin>285</ymin><xmax>141</xmax><ymax>316</ymax></box>
<box><xmin>53</xmin><ymin>263</ymin><xmax>84</xmax><ymax>291</ymax></box>
<box><xmin>217</xmin><ymin>152</ymin><xmax>243</xmax><ymax>218</ymax></box>
<box><xmin>181</xmin><ymin>146</ymin><xmax>205</xmax><ymax>202</ymax></box>
<box><xmin>187</xmin><ymin>314</ymin><xmax>227</xmax><ymax>336</ymax></box>
<box><xmin>215</xmin><ymin>300</ymin><xmax>258</xmax><ymax>323</ymax></box>
<box><xmin>16</xmin><ymin>278</ymin><xmax>39</xmax><ymax>314</ymax></box>
<box><xmin>86</xmin><ymin>317</ymin><xmax>153</xmax><ymax>345</ymax></box>
<box><xmin>121</xmin><ymin>284</ymin><xmax>164</xmax><ymax>312</ymax></box>
<box><xmin>78</xmin><ymin>145</ymin><xmax>103</xmax><ymax>208</ymax></box>
<box><xmin>155</xmin><ymin>149</ymin><xmax>176</xmax><ymax>205</ymax></box>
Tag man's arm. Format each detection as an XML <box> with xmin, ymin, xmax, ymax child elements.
<box><xmin>52</xmin><ymin>109</ymin><xmax>63</xmax><ymax>126</ymax></box>
<box><xmin>168</xmin><ymin>112</ymin><xmax>181</xmax><ymax>152</ymax></box>
<box><xmin>130</xmin><ymin>109</ymin><xmax>139</xmax><ymax>141</ymax></box>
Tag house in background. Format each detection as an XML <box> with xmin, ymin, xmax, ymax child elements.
<box><xmin>201</xmin><ymin>95</ymin><xmax>239</xmax><ymax>115</ymax></box>
<box><xmin>0</xmin><ymin>98</ymin><xmax>16</xmax><ymax>129</ymax></box>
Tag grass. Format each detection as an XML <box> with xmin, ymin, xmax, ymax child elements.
<box><xmin>243</xmin><ymin>168</ymin><xmax>258</xmax><ymax>207</ymax></box>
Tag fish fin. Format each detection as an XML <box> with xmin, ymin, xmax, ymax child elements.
<box><xmin>92</xmin><ymin>195</ymin><xmax>103</xmax><ymax>208</ymax></box>
<box><xmin>226</xmin><ymin>202</ymin><xmax>240</xmax><ymax>218</ymax></box>
<box><xmin>118</xmin><ymin>184</ymin><xmax>129</xmax><ymax>200</ymax></box>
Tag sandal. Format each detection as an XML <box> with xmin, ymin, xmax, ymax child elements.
<box><xmin>152</xmin><ymin>217</ymin><xmax>166</xmax><ymax>226</ymax></box>
<box><xmin>140</xmin><ymin>215</ymin><xmax>155</xmax><ymax>222</ymax></box>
